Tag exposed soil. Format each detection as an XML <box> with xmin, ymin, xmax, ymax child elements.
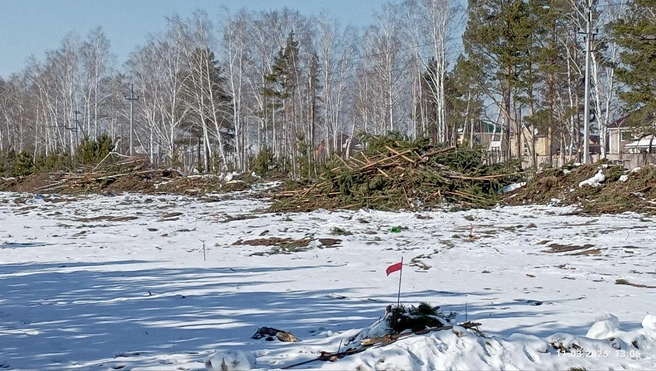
<box><xmin>0</xmin><ymin>170</ymin><xmax>257</xmax><ymax>196</ymax></box>
<box><xmin>504</xmin><ymin>162</ymin><xmax>656</xmax><ymax>214</ymax></box>
<box><xmin>542</xmin><ymin>243</ymin><xmax>596</xmax><ymax>254</ymax></box>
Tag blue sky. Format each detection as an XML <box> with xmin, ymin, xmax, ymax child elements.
<box><xmin>0</xmin><ymin>0</ymin><xmax>397</xmax><ymax>78</ymax></box>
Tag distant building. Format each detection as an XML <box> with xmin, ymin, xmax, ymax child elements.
<box><xmin>624</xmin><ymin>135</ymin><xmax>656</xmax><ymax>153</ymax></box>
<box><xmin>607</xmin><ymin>111</ymin><xmax>656</xmax><ymax>154</ymax></box>
<box><xmin>509</xmin><ymin>125</ymin><xmax>561</xmax><ymax>158</ymax></box>
<box><xmin>458</xmin><ymin>122</ymin><xmax>503</xmax><ymax>149</ymax></box>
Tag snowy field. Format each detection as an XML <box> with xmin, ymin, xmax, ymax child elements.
<box><xmin>0</xmin><ymin>188</ymin><xmax>655</xmax><ymax>371</ymax></box>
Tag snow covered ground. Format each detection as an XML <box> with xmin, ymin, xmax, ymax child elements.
<box><xmin>0</xmin><ymin>189</ymin><xmax>655</xmax><ymax>370</ymax></box>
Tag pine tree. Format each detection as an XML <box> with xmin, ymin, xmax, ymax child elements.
<box><xmin>264</xmin><ymin>31</ymin><xmax>301</xmax><ymax>170</ymax></box>
<box><xmin>611</xmin><ymin>0</ymin><xmax>656</xmax><ymax>140</ymax></box>
<box><xmin>521</xmin><ymin>0</ymin><xmax>571</xmax><ymax>166</ymax></box>
<box><xmin>463</xmin><ymin>0</ymin><xmax>535</xmax><ymax>161</ymax></box>
<box><xmin>448</xmin><ymin>55</ymin><xmax>485</xmax><ymax>148</ymax></box>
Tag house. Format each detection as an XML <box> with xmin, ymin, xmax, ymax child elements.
<box><xmin>604</xmin><ymin>111</ymin><xmax>656</xmax><ymax>167</ymax></box>
<box><xmin>608</xmin><ymin>115</ymin><xmax>639</xmax><ymax>154</ymax></box>
<box><xmin>458</xmin><ymin>122</ymin><xmax>502</xmax><ymax>149</ymax></box>
<box><xmin>607</xmin><ymin>111</ymin><xmax>656</xmax><ymax>154</ymax></box>
<box><xmin>509</xmin><ymin>125</ymin><xmax>561</xmax><ymax>159</ymax></box>
<box><xmin>589</xmin><ymin>134</ymin><xmax>601</xmax><ymax>155</ymax></box>
<box><xmin>625</xmin><ymin>135</ymin><xmax>656</xmax><ymax>153</ymax></box>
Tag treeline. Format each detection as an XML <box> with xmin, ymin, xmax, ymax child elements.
<box><xmin>0</xmin><ymin>135</ymin><xmax>114</xmax><ymax>177</ymax></box>
<box><xmin>0</xmin><ymin>0</ymin><xmax>654</xmax><ymax>176</ymax></box>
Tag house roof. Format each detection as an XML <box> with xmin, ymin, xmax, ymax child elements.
<box><xmin>589</xmin><ymin>134</ymin><xmax>600</xmax><ymax>145</ymax></box>
<box><xmin>458</xmin><ymin>123</ymin><xmax>502</xmax><ymax>134</ymax></box>
<box><xmin>625</xmin><ymin>135</ymin><xmax>656</xmax><ymax>149</ymax></box>
<box><xmin>609</xmin><ymin>110</ymin><xmax>656</xmax><ymax>129</ymax></box>
<box><xmin>609</xmin><ymin>113</ymin><xmax>630</xmax><ymax>129</ymax></box>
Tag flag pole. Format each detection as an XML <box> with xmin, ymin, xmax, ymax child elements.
<box><xmin>396</xmin><ymin>257</ymin><xmax>403</xmax><ymax>307</ymax></box>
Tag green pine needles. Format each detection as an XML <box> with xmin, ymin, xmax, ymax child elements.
<box><xmin>387</xmin><ymin>302</ymin><xmax>454</xmax><ymax>334</ymax></box>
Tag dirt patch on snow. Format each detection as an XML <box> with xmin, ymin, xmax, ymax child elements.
<box><xmin>542</xmin><ymin>243</ymin><xmax>595</xmax><ymax>254</ymax></box>
<box><xmin>75</xmin><ymin>215</ymin><xmax>139</xmax><ymax>222</ymax></box>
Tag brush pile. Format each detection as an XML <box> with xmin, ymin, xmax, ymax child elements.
<box><xmin>0</xmin><ymin>153</ymin><xmax>256</xmax><ymax>195</ymax></box>
<box><xmin>505</xmin><ymin>162</ymin><xmax>656</xmax><ymax>214</ymax></box>
<box><xmin>272</xmin><ymin>133</ymin><xmax>522</xmax><ymax>212</ymax></box>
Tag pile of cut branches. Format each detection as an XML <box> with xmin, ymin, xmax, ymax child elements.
<box><xmin>0</xmin><ymin>154</ymin><xmax>168</xmax><ymax>194</ymax></box>
<box><xmin>0</xmin><ymin>152</ymin><xmax>259</xmax><ymax>195</ymax></box>
<box><xmin>31</xmin><ymin>168</ymin><xmax>182</xmax><ymax>195</ymax></box>
<box><xmin>272</xmin><ymin>133</ymin><xmax>522</xmax><ymax>212</ymax></box>
<box><xmin>281</xmin><ymin>303</ymin><xmax>480</xmax><ymax>369</ymax></box>
<box><xmin>505</xmin><ymin>161</ymin><xmax>656</xmax><ymax>214</ymax></box>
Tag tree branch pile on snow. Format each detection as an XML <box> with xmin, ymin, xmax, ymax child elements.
<box><xmin>272</xmin><ymin>133</ymin><xmax>522</xmax><ymax>212</ymax></box>
<box><xmin>251</xmin><ymin>326</ymin><xmax>299</xmax><ymax>342</ymax></box>
<box><xmin>0</xmin><ymin>166</ymin><xmax>263</xmax><ymax>195</ymax></box>
<box><xmin>345</xmin><ymin>303</ymin><xmax>460</xmax><ymax>350</ymax></box>
<box><xmin>505</xmin><ymin>162</ymin><xmax>656</xmax><ymax>214</ymax></box>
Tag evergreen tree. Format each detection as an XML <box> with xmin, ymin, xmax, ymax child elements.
<box><xmin>611</xmin><ymin>0</ymin><xmax>656</xmax><ymax>139</ymax></box>
<box><xmin>75</xmin><ymin>134</ymin><xmax>114</xmax><ymax>165</ymax></box>
<box><xmin>463</xmin><ymin>0</ymin><xmax>535</xmax><ymax>160</ymax></box>
<box><xmin>522</xmin><ymin>0</ymin><xmax>571</xmax><ymax>166</ymax></box>
<box><xmin>264</xmin><ymin>31</ymin><xmax>301</xmax><ymax>168</ymax></box>
<box><xmin>447</xmin><ymin>55</ymin><xmax>485</xmax><ymax>148</ymax></box>
<box><xmin>305</xmin><ymin>52</ymin><xmax>322</xmax><ymax>177</ymax></box>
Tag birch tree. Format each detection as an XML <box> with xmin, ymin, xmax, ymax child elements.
<box><xmin>0</xmin><ymin>75</ymin><xmax>31</xmax><ymax>152</ymax></box>
<box><xmin>363</xmin><ymin>4</ymin><xmax>410</xmax><ymax>135</ymax></box>
<box><xmin>79</xmin><ymin>27</ymin><xmax>114</xmax><ymax>138</ymax></box>
<box><xmin>219</xmin><ymin>8</ymin><xmax>252</xmax><ymax>170</ymax></box>
<box><xmin>590</xmin><ymin>0</ymin><xmax>628</xmax><ymax>158</ymax></box>
<box><xmin>171</xmin><ymin>12</ymin><xmax>234</xmax><ymax>172</ymax></box>
<box><xmin>128</xmin><ymin>37</ymin><xmax>186</xmax><ymax>165</ymax></box>
<box><xmin>403</xmin><ymin>0</ymin><xmax>461</xmax><ymax>143</ymax></box>
<box><xmin>316</xmin><ymin>16</ymin><xmax>358</xmax><ymax>159</ymax></box>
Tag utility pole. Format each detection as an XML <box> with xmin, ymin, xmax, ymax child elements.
<box><xmin>582</xmin><ymin>0</ymin><xmax>594</xmax><ymax>164</ymax></box>
<box><xmin>73</xmin><ymin>110</ymin><xmax>82</xmax><ymax>147</ymax></box>
<box><xmin>125</xmin><ymin>84</ymin><xmax>139</xmax><ymax>156</ymax></box>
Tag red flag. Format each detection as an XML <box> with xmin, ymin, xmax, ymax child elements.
<box><xmin>386</xmin><ymin>261</ymin><xmax>402</xmax><ymax>276</ymax></box>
